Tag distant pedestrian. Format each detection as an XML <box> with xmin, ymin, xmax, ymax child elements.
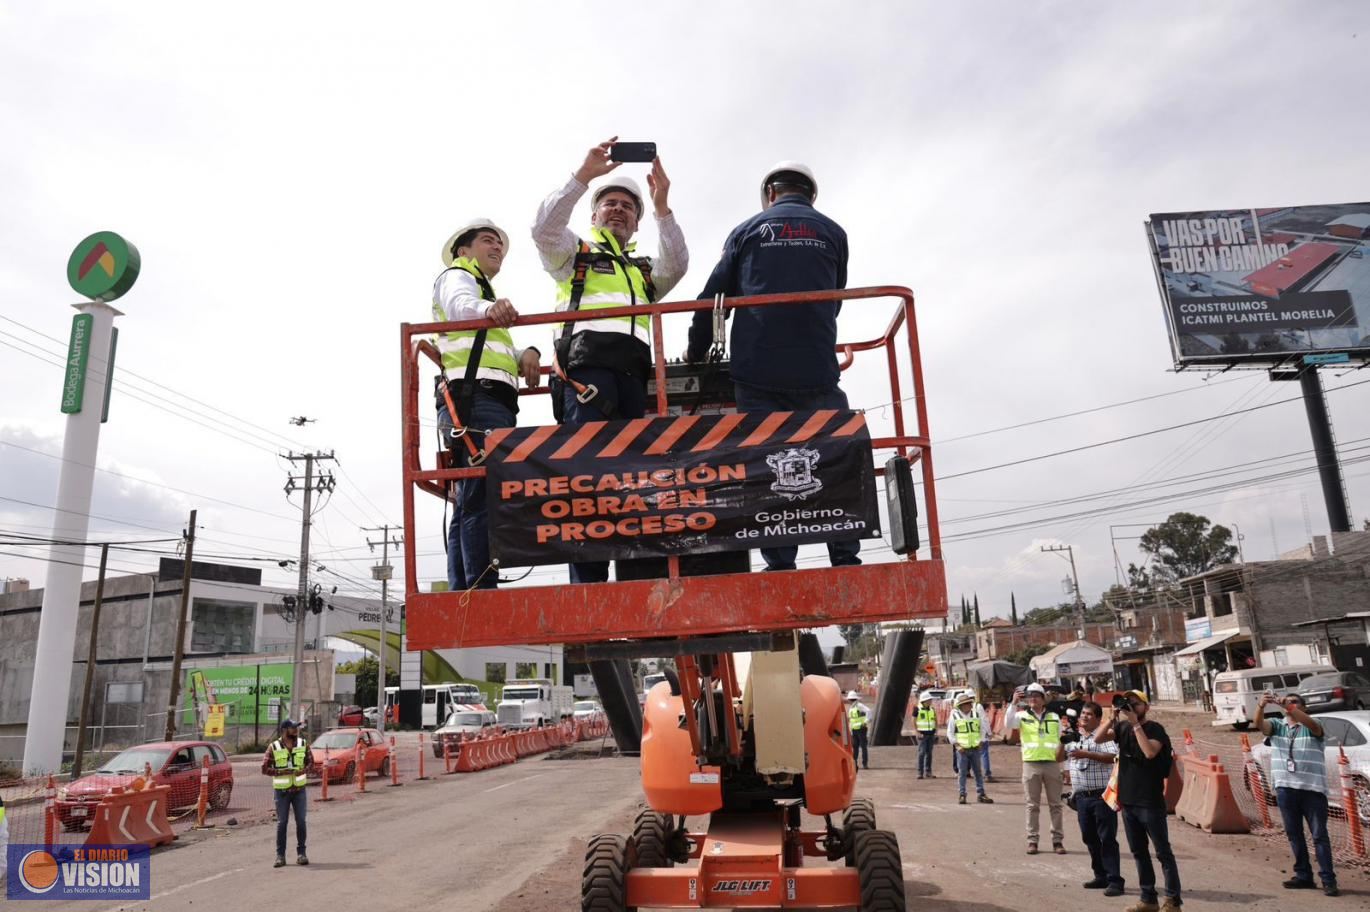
<box><xmin>975</xmin><ymin>698</ymin><xmax>995</xmax><ymax>782</ymax></box>
<box><xmin>846</xmin><ymin>691</ymin><xmax>870</xmax><ymax>770</ymax></box>
<box><xmin>1097</xmin><ymin>691</ymin><xmax>1182</xmax><ymax>912</ymax></box>
<box><xmin>948</xmin><ymin>693</ymin><xmax>994</xmax><ymax>805</ymax></box>
<box><xmin>1066</xmin><ymin>702</ymin><xmax>1123</xmax><ymax>896</ymax></box>
<box><xmin>263</xmin><ymin>718</ymin><xmax>314</xmax><ymax>868</ymax></box>
<box><xmin>1009</xmin><ymin>682</ymin><xmax>1066</xmax><ymax>855</ymax></box>
<box><xmin>1254</xmin><ymin>691</ymin><xmax>1339</xmax><ymax>896</ymax></box>
<box><xmin>915</xmin><ymin>692</ymin><xmax>938</xmax><ymax>779</ymax></box>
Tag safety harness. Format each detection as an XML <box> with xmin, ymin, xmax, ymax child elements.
<box><xmin>436</xmin><ymin>265</ymin><xmax>497</xmax><ymax>465</ymax></box>
<box><xmin>550</xmin><ymin>240</ymin><xmax>656</xmax><ymax>421</ymax></box>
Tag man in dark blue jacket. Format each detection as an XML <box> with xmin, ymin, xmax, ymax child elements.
<box><xmin>686</xmin><ymin>161</ymin><xmax>859</xmax><ymax>571</ymax></box>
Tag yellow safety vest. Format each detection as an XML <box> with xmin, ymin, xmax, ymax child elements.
<box><xmin>848</xmin><ymin>705</ymin><xmax>868</xmax><ymax>731</ymax></box>
<box><xmin>952</xmin><ymin>713</ymin><xmax>982</xmax><ymax>749</ymax></box>
<box><xmin>270</xmin><ymin>738</ymin><xmax>309</xmax><ymax>789</ymax></box>
<box><xmin>1018</xmin><ymin>713</ymin><xmax>1061</xmax><ymax>762</ymax></box>
<box><xmin>433</xmin><ymin>258</ymin><xmax>519</xmax><ymax>387</ymax></box>
<box><xmin>555</xmin><ymin>228</ymin><xmax>654</xmax><ymax>340</ymax></box>
<box><xmin>915</xmin><ymin>706</ymin><xmax>937</xmax><ymax>732</ymax></box>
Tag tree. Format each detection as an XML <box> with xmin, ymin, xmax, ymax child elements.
<box><xmin>351</xmin><ymin>656</ymin><xmax>399</xmax><ymax>708</ymax></box>
<box><xmin>1127</xmin><ymin>562</ymin><xmax>1152</xmax><ymax>591</ymax></box>
<box><xmin>1137</xmin><ymin>512</ymin><xmax>1238</xmax><ymax>582</ymax></box>
<box><xmin>973</xmin><ymin>593</ymin><xmax>981</xmax><ymax>627</ymax></box>
<box><xmin>1004</xmin><ymin>643</ymin><xmax>1051</xmax><ymax>667</ymax></box>
<box><xmin>1010</xmin><ymin>592</ymin><xmax>1019</xmax><ymax>626</ymax></box>
<box><xmin>838</xmin><ymin>624</ymin><xmax>869</xmax><ymax>651</ymax></box>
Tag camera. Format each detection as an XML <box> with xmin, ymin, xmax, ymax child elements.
<box><xmin>1111</xmin><ymin>693</ymin><xmax>1130</xmax><ymax>711</ymax></box>
<box><xmin>1060</xmin><ymin>728</ymin><xmax>1081</xmax><ymax>745</ymax></box>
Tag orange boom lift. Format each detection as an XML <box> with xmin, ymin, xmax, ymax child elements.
<box><xmin>401</xmin><ymin>287</ymin><xmax>946</xmax><ymax>910</ymax></box>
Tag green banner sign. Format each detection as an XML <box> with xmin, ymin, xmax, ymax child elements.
<box><xmin>60</xmin><ymin>313</ymin><xmax>93</xmax><ymax>414</ymax></box>
<box><xmin>182</xmin><ymin>664</ymin><xmax>295</xmax><ymax>726</ymax></box>
<box><xmin>67</xmin><ymin>231</ymin><xmax>140</xmax><ymax>301</ymax></box>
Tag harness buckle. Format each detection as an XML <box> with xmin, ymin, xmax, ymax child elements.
<box><xmin>448</xmin><ymin>425</ymin><xmax>468</xmax><ymax>440</ymax></box>
<box><xmin>469</xmin><ymin>449</ymin><xmax>488</xmax><ymax>467</ymax></box>
<box><xmin>576</xmin><ymin>383</ymin><xmax>599</xmax><ymax>404</ymax></box>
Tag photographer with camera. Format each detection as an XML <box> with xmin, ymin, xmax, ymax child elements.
<box><xmin>1065</xmin><ymin>702</ymin><xmax>1123</xmax><ymax>895</ymax></box>
<box><xmin>1096</xmin><ymin>690</ymin><xmax>1181</xmax><ymax>912</ymax></box>
<box><xmin>1007</xmin><ymin>682</ymin><xmax>1066</xmax><ymax>854</ymax></box>
<box><xmin>1254</xmin><ymin>690</ymin><xmax>1338</xmax><ymax>896</ymax></box>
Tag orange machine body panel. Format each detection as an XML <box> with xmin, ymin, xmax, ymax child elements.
<box><xmin>642</xmin><ymin>682</ymin><xmax>724</xmax><ymax>816</ymax></box>
<box><xmin>799</xmin><ymin>675</ymin><xmax>856</xmax><ymax>815</ymax></box>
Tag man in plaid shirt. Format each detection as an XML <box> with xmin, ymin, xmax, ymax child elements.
<box><xmin>1066</xmin><ymin>702</ymin><xmax>1123</xmax><ymax>896</ymax></box>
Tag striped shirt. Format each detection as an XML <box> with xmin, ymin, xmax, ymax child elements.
<box><xmin>1066</xmin><ymin>734</ymin><xmax>1117</xmax><ymax>792</ymax></box>
<box><xmin>1268</xmin><ymin>718</ymin><xmax>1328</xmax><ymax>794</ymax></box>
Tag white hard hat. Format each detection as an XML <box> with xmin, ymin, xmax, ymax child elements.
<box><xmin>760</xmin><ymin>160</ymin><xmax>818</xmax><ymax>206</ymax></box>
<box><xmin>591</xmin><ymin>177</ymin><xmax>645</xmax><ymax>218</ymax></box>
<box><xmin>845</xmin><ymin>690</ymin><xmax>859</xmax><ymax>701</ymax></box>
<box><xmin>442</xmin><ymin>218</ymin><xmax>510</xmax><ymax>268</ymax></box>
<box><xmin>918</xmin><ymin>692</ymin><xmax>933</xmax><ymax>703</ymax></box>
<box><xmin>1025</xmin><ymin>683</ymin><xmax>1046</xmax><ymax>695</ymax></box>
<box><xmin>955</xmin><ymin>692</ymin><xmax>974</xmax><ymax>704</ymax></box>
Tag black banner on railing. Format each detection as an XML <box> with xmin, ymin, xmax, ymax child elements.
<box><xmin>484</xmin><ymin>410</ymin><xmax>880</xmax><ymax>567</ymax></box>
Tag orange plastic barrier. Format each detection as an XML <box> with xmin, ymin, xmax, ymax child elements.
<box><xmin>1174</xmin><ymin>754</ymin><xmax>1249</xmax><ymax>835</ymax></box>
<box><xmin>320</xmin><ymin>747</ymin><xmax>333</xmax><ymax>801</ymax></box>
<box><xmin>194</xmin><ymin>755</ymin><xmax>211</xmax><ymax>827</ymax></box>
<box><xmin>85</xmin><ymin>784</ymin><xmax>176</xmax><ymax>849</ymax></box>
<box><xmin>417</xmin><ymin>734</ymin><xmax>429</xmax><ymax>780</ymax></box>
<box><xmin>1239</xmin><ymin>734</ymin><xmax>1272</xmax><ymax>828</ymax></box>
<box><xmin>1163</xmin><ymin>751</ymin><xmax>1183</xmax><ymax>814</ymax></box>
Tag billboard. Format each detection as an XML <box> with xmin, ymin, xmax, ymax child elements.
<box><xmin>1146</xmin><ymin>203</ymin><xmax>1370</xmax><ymax>367</ymax></box>
<box><xmin>181</xmin><ymin>663</ymin><xmax>294</xmax><ymax>726</ymax></box>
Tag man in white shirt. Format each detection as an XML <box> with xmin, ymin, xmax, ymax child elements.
<box><xmin>432</xmin><ymin>220</ymin><xmax>541</xmax><ymax>590</ymax></box>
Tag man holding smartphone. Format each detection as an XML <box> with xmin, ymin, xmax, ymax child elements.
<box><xmin>1254</xmin><ymin>691</ymin><xmax>1339</xmax><ymax>896</ymax></box>
<box><xmin>1065</xmin><ymin>702</ymin><xmax>1123</xmax><ymax>896</ymax></box>
<box><xmin>685</xmin><ymin>160</ymin><xmax>856</xmax><ymax>572</ymax></box>
<box><xmin>1096</xmin><ymin>691</ymin><xmax>1181</xmax><ymax>912</ymax></box>
<box><xmin>532</xmin><ymin>137</ymin><xmax>688</xmax><ymax>584</ymax></box>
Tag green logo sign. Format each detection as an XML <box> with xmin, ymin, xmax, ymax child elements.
<box><xmin>66</xmin><ymin>231</ymin><xmax>140</xmax><ymax>301</ymax></box>
<box><xmin>60</xmin><ymin>313</ymin><xmax>94</xmax><ymax>414</ymax></box>
<box><xmin>182</xmin><ymin>664</ymin><xmax>296</xmax><ymax>727</ymax></box>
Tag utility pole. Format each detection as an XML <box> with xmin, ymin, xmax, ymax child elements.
<box><xmin>1041</xmin><ymin>544</ymin><xmax>1085</xmax><ymax>639</ymax></box>
<box><xmin>72</xmin><ymin>542</ymin><xmax>110</xmax><ymax>778</ymax></box>
<box><xmin>284</xmin><ymin>452</ymin><xmax>336</xmax><ymax>725</ymax></box>
<box><xmin>364</xmin><ymin>525</ymin><xmax>402</xmax><ymax>735</ymax></box>
<box><xmin>164</xmin><ymin>510</ymin><xmax>197</xmax><ymax>741</ymax></box>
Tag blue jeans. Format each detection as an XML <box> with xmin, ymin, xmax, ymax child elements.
<box><xmin>851</xmin><ymin>728</ymin><xmax>869</xmax><ymax>768</ymax></box>
<box><xmin>561</xmin><ymin>367</ymin><xmax>647</xmax><ymax>584</ymax></box>
<box><xmin>1121</xmin><ymin>804</ymin><xmax>1181</xmax><ymax>905</ymax></box>
<box><xmin>916</xmin><ymin>731</ymin><xmax>935</xmax><ymax>775</ymax></box>
<box><xmin>957</xmin><ymin>747</ymin><xmax>985</xmax><ymax>796</ymax></box>
<box><xmin>731</xmin><ymin>383</ymin><xmax>862</xmax><ymax>571</ymax></box>
<box><xmin>436</xmin><ymin>388</ymin><xmax>516</xmax><ymax>590</ymax></box>
<box><xmin>1276</xmin><ymin>787</ymin><xmax>1336</xmax><ymax>887</ymax></box>
<box><xmin>980</xmin><ymin>740</ymin><xmax>992</xmax><ymax>778</ymax></box>
<box><xmin>274</xmin><ymin>788</ymin><xmax>307</xmax><ymax>857</ymax></box>
<box><xmin>1076</xmin><ymin>793</ymin><xmax>1124</xmax><ymax>888</ymax></box>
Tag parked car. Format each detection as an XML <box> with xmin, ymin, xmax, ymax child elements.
<box><xmin>337</xmin><ymin>705</ymin><xmax>366</xmax><ymax>726</ymax></box>
<box><xmin>432</xmin><ymin>710</ymin><xmax>499</xmax><ymax>758</ymax></box>
<box><xmin>572</xmin><ymin>701</ymin><xmax>604</xmax><ymax>724</ymax></box>
<box><xmin>56</xmin><ymin>741</ymin><xmax>233</xmax><ymax>831</ymax></box>
<box><xmin>1299</xmin><ymin>672</ymin><xmax>1370</xmax><ymax>714</ymax></box>
<box><xmin>1211</xmin><ymin>665</ymin><xmax>1331</xmax><ymax>730</ymax></box>
<box><xmin>1247</xmin><ymin>710</ymin><xmax>1370</xmax><ymax>826</ymax></box>
<box><xmin>361</xmin><ymin>706</ymin><xmax>380</xmax><ymax>726</ymax></box>
<box><xmin>307</xmin><ymin>728</ymin><xmax>390</xmax><ymax>783</ymax></box>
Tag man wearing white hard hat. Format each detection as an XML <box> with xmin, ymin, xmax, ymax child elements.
<box><xmin>1007</xmin><ymin>682</ymin><xmax>1067</xmax><ymax>855</ymax></box>
<box><xmin>432</xmin><ymin>219</ymin><xmax>542</xmax><ymax>591</ymax></box>
<box><xmin>947</xmin><ymin>692</ymin><xmax>994</xmax><ymax>805</ymax></box>
<box><xmin>845</xmin><ymin>691</ymin><xmax>871</xmax><ymax>770</ymax></box>
<box><xmin>532</xmin><ymin>137</ymin><xmax>688</xmax><ymax>584</ymax></box>
<box><xmin>914</xmin><ymin>691</ymin><xmax>938</xmax><ymax>779</ymax></box>
<box><xmin>685</xmin><ymin>161</ymin><xmax>857</xmax><ymax>572</ymax></box>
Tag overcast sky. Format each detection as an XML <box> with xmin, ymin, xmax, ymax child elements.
<box><xmin>3</xmin><ymin>2</ymin><xmax>1369</xmax><ymax>629</ymax></box>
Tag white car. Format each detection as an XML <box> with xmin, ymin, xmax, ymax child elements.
<box><xmin>1246</xmin><ymin>710</ymin><xmax>1370</xmax><ymax>825</ymax></box>
<box><xmin>431</xmin><ymin>709</ymin><xmax>498</xmax><ymax>758</ymax></box>
<box><xmin>572</xmin><ymin>700</ymin><xmax>604</xmax><ymax>724</ymax></box>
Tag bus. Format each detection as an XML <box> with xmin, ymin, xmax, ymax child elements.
<box><xmin>384</xmin><ymin>683</ymin><xmax>486</xmax><ymax>728</ymax></box>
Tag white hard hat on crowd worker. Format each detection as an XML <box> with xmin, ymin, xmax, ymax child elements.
<box><xmin>591</xmin><ymin>177</ymin><xmax>645</xmax><ymax>219</ymax></box>
<box><xmin>1025</xmin><ymin>682</ymin><xmax>1046</xmax><ymax>696</ymax></box>
<box><xmin>442</xmin><ymin>218</ymin><xmax>510</xmax><ymax>268</ymax></box>
<box><xmin>760</xmin><ymin>160</ymin><xmax>818</xmax><ymax>207</ymax></box>
<box><xmin>845</xmin><ymin>691</ymin><xmax>860</xmax><ymax>702</ymax></box>
<box><xmin>918</xmin><ymin>692</ymin><xmax>933</xmax><ymax>703</ymax></box>
<box><xmin>955</xmin><ymin>693</ymin><xmax>974</xmax><ymax>705</ymax></box>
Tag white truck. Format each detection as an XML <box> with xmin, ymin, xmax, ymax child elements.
<box><xmin>496</xmin><ymin>679</ymin><xmax>573</xmax><ymax>729</ymax></box>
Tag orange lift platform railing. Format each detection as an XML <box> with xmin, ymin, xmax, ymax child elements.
<box><xmin>401</xmin><ymin>286</ymin><xmax>946</xmax><ymax>911</ymax></box>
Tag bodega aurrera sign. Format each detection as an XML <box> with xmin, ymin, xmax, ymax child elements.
<box><xmin>484</xmin><ymin>410</ymin><xmax>880</xmax><ymax>567</ymax></box>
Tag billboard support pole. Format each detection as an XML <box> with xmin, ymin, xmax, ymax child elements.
<box><xmin>1297</xmin><ymin>367</ymin><xmax>1352</xmax><ymax>533</ymax></box>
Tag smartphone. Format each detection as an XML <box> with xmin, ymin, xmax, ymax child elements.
<box><xmin>610</xmin><ymin>141</ymin><xmax>657</xmax><ymax>163</ymax></box>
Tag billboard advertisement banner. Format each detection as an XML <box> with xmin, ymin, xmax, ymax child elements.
<box><xmin>182</xmin><ymin>664</ymin><xmax>294</xmax><ymax>725</ymax></box>
<box><xmin>484</xmin><ymin>410</ymin><xmax>881</xmax><ymax>567</ymax></box>
<box><xmin>1146</xmin><ymin>203</ymin><xmax>1370</xmax><ymax>367</ymax></box>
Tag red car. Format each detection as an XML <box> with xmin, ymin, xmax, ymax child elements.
<box><xmin>337</xmin><ymin>705</ymin><xmax>366</xmax><ymax>726</ymax></box>
<box><xmin>308</xmin><ymin>728</ymin><xmax>391</xmax><ymax>783</ymax></box>
<box><xmin>56</xmin><ymin>741</ymin><xmax>233</xmax><ymax>831</ymax></box>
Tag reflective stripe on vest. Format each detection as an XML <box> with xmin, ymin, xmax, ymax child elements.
<box><xmin>270</xmin><ymin>739</ymin><xmax>309</xmax><ymax>789</ymax></box>
<box><xmin>848</xmin><ymin>705</ymin><xmax>867</xmax><ymax>731</ymax></box>
<box><xmin>555</xmin><ymin>228</ymin><xmax>652</xmax><ymax>339</ymax></box>
<box><xmin>952</xmin><ymin>714</ymin><xmax>982</xmax><ymax>749</ymax></box>
<box><xmin>433</xmin><ymin>258</ymin><xmax>519</xmax><ymax>387</ymax></box>
<box><xmin>1018</xmin><ymin>713</ymin><xmax>1061</xmax><ymax>761</ymax></box>
<box><xmin>915</xmin><ymin>707</ymin><xmax>937</xmax><ymax>731</ymax></box>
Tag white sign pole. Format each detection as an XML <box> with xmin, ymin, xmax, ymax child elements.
<box><xmin>23</xmin><ymin>300</ymin><xmax>121</xmax><ymax>775</ymax></box>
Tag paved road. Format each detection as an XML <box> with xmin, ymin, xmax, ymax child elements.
<box><xmin>19</xmin><ymin>744</ymin><xmax>1367</xmax><ymax>911</ymax></box>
